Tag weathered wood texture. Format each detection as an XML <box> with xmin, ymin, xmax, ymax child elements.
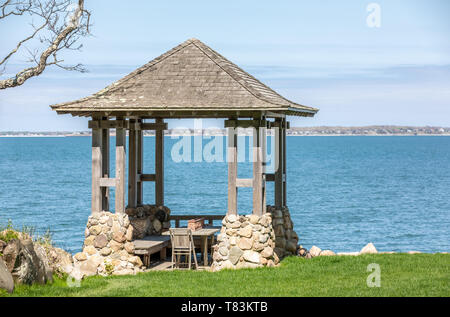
<box><xmin>155</xmin><ymin>119</ymin><xmax>164</xmax><ymax>206</ymax></box>
<box><xmin>274</xmin><ymin>118</ymin><xmax>284</xmax><ymax>207</ymax></box>
<box><xmin>252</xmin><ymin>125</ymin><xmax>266</xmax><ymax>216</ymax></box>
<box><xmin>128</xmin><ymin>121</ymin><xmax>138</xmax><ymax>208</ymax></box>
<box><xmin>283</xmin><ymin>118</ymin><xmax>287</xmax><ymax>206</ymax></box>
<box><xmin>115</xmin><ymin>125</ymin><xmax>126</xmax><ymax>213</ymax></box>
<box><xmin>91</xmin><ymin>127</ymin><xmax>102</xmax><ymax>213</ymax></box>
<box><xmin>137</xmin><ymin>122</ymin><xmax>143</xmax><ymax>205</ymax></box>
<box><xmin>101</xmin><ymin>121</ymin><xmax>110</xmax><ymax>211</ymax></box>
<box><xmin>227</xmin><ymin>127</ymin><xmax>237</xmax><ymax>215</ymax></box>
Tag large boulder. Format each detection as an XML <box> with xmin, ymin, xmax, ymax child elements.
<box><xmin>42</xmin><ymin>245</ymin><xmax>73</xmax><ymax>277</ymax></box>
<box><xmin>309</xmin><ymin>245</ymin><xmax>322</xmax><ymax>257</ymax></box>
<box><xmin>34</xmin><ymin>244</ymin><xmax>54</xmax><ymax>283</ymax></box>
<box><xmin>3</xmin><ymin>239</ymin><xmax>51</xmax><ymax>285</ymax></box>
<box><xmin>0</xmin><ymin>240</ymin><xmax>6</xmax><ymax>253</ymax></box>
<box><xmin>360</xmin><ymin>243</ymin><xmax>377</xmax><ymax>254</ymax></box>
<box><xmin>2</xmin><ymin>239</ymin><xmax>21</xmax><ymax>272</ymax></box>
<box><xmin>0</xmin><ymin>258</ymin><xmax>14</xmax><ymax>293</ymax></box>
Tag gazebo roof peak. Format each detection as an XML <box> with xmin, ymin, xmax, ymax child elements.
<box><xmin>50</xmin><ymin>38</ymin><xmax>318</xmax><ymax>118</ymax></box>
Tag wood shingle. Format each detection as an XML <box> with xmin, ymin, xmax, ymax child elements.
<box><xmin>50</xmin><ymin>38</ymin><xmax>318</xmax><ymax>118</ymax></box>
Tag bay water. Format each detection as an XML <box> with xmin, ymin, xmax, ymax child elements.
<box><xmin>0</xmin><ymin>136</ymin><xmax>449</xmax><ymax>254</ymax></box>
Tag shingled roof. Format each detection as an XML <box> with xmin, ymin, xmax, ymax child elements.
<box><xmin>50</xmin><ymin>38</ymin><xmax>318</xmax><ymax>118</ymax></box>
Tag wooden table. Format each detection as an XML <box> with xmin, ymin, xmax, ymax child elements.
<box><xmin>133</xmin><ymin>235</ymin><xmax>171</xmax><ymax>267</ymax></box>
<box><xmin>163</xmin><ymin>226</ymin><xmax>220</xmax><ymax>266</ymax></box>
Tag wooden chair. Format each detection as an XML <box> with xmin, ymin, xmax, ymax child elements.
<box><xmin>169</xmin><ymin>228</ymin><xmax>198</xmax><ymax>270</ymax></box>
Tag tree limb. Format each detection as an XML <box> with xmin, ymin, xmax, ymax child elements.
<box><xmin>0</xmin><ymin>0</ymin><xmax>91</xmax><ymax>90</ymax></box>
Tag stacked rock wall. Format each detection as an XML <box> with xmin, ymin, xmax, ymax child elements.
<box><xmin>211</xmin><ymin>213</ymin><xmax>279</xmax><ymax>271</ymax></box>
<box><xmin>267</xmin><ymin>206</ymin><xmax>299</xmax><ymax>258</ymax></box>
<box><xmin>211</xmin><ymin>205</ymin><xmax>299</xmax><ymax>271</ymax></box>
<box><xmin>125</xmin><ymin>205</ymin><xmax>171</xmax><ymax>238</ymax></box>
<box><xmin>73</xmin><ymin>211</ymin><xmax>141</xmax><ymax>277</ymax></box>
<box><xmin>72</xmin><ymin>205</ymin><xmax>171</xmax><ymax>278</ymax></box>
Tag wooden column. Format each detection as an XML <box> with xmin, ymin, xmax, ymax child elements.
<box><xmin>274</xmin><ymin>118</ymin><xmax>284</xmax><ymax>207</ymax></box>
<box><xmin>155</xmin><ymin>118</ymin><xmax>164</xmax><ymax>206</ymax></box>
<box><xmin>252</xmin><ymin>124</ymin><xmax>266</xmax><ymax>216</ymax></box>
<box><xmin>128</xmin><ymin>120</ymin><xmax>138</xmax><ymax>208</ymax></box>
<box><xmin>262</xmin><ymin>125</ymin><xmax>267</xmax><ymax>214</ymax></box>
<box><xmin>227</xmin><ymin>126</ymin><xmax>238</xmax><ymax>215</ymax></box>
<box><xmin>101</xmin><ymin>119</ymin><xmax>110</xmax><ymax>211</ymax></box>
<box><xmin>115</xmin><ymin>119</ymin><xmax>126</xmax><ymax>213</ymax></box>
<box><xmin>282</xmin><ymin>118</ymin><xmax>287</xmax><ymax>206</ymax></box>
<box><xmin>91</xmin><ymin>123</ymin><xmax>103</xmax><ymax>213</ymax></box>
<box><xmin>137</xmin><ymin>120</ymin><xmax>144</xmax><ymax>205</ymax></box>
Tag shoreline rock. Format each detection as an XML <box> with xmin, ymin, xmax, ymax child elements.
<box><xmin>360</xmin><ymin>242</ymin><xmax>377</xmax><ymax>254</ymax></box>
<box><xmin>0</xmin><ymin>230</ymin><xmax>73</xmax><ymax>293</ymax></box>
<box><xmin>0</xmin><ymin>258</ymin><xmax>14</xmax><ymax>293</ymax></box>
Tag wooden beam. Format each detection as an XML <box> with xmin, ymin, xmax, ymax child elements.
<box><xmin>101</xmin><ymin>122</ymin><xmax>110</xmax><ymax>211</ymax></box>
<box><xmin>91</xmin><ymin>127</ymin><xmax>102</xmax><ymax>213</ymax></box>
<box><xmin>236</xmin><ymin>178</ymin><xmax>252</xmax><ymax>188</ymax></box>
<box><xmin>262</xmin><ymin>125</ymin><xmax>267</xmax><ymax>214</ymax></box>
<box><xmin>274</xmin><ymin>118</ymin><xmax>284</xmax><ymax>207</ymax></box>
<box><xmin>141</xmin><ymin>122</ymin><xmax>168</xmax><ymax>130</ymax></box>
<box><xmin>252</xmin><ymin>125</ymin><xmax>266</xmax><ymax>216</ymax></box>
<box><xmin>115</xmin><ymin>123</ymin><xmax>126</xmax><ymax>213</ymax></box>
<box><xmin>264</xmin><ymin>111</ymin><xmax>286</xmax><ymax>119</ymax></box>
<box><xmin>128</xmin><ymin>120</ymin><xmax>138</xmax><ymax>208</ymax></box>
<box><xmin>100</xmin><ymin>178</ymin><xmax>116</xmax><ymax>187</ymax></box>
<box><xmin>139</xmin><ymin>173</ymin><xmax>156</xmax><ymax>182</ymax></box>
<box><xmin>137</xmin><ymin>122</ymin><xmax>143</xmax><ymax>205</ymax></box>
<box><xmin>126</xmin><ymin>121</ymin><xmax>141</xmax><ymax>130</ymax></box>
<box><xmin>227</xmin><ymin>127</ymin><xmax>237</xmax><ymax>215</ymax></box>
<box><xmin>155</xmin><ymin>118</ymin><xmax>164</xmax><ymax>206</ymax></box>
<box><xmin>282</xmin><ymin>118</ymin><xmax>287</xmax><ymax>206</ymax></box>
<box><xmin>169</xmin><ymin>215</ymin><xmax>225</xmax><ymax>221</ymax></box>
<box><xmin>88</xmin><ymin>120</ymin><xmax>126</xmax><ymax>129</ymax></box>
<box><xmin>269</xmin><ymin>120</ymin><xmax>290</xmax><ymax>129</ymax></box>
<box><xmin>225</xmin><ymin>119</ymin><xmax>269</xmax><ymax>129</ymax></box>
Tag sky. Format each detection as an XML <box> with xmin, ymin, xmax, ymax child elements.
<box><xmin>0</xmin><ymin>0</ymin><xmax>449</xmax><ymax>131</ymax></box>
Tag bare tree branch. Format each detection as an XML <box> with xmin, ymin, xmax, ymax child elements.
<box><xmin>0</xmin><ymin>0</ymin><xmax>91</xmax><ymax>89</ymax></box>
<box><xmin>0</xmin><ymin>0</ymin><xmax>33</xmax><ymax>19</ymax></box>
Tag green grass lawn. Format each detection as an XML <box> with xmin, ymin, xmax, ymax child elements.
<box><xmin>2</xmin><ymin>254</ymin><xmax>449</xmax><ymax>297</ymax></box>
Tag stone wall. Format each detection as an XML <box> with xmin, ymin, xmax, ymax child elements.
<box><xmin>211</xmin><ymin>213</ymin><xmax>279</xmax><ymax>271</ymax></box>
<box><xmin>125</xmin><ymin>205</ymin><xmax>171</xmax><ymax>238</ymax></box>
<box><xmin>211</xmin><ymin>205</ymin><xmax>298</xmax><ymax>271</ymax></box>
<box><xmin>72</xmin><ymin>205</ymin><xmax>171</xmax><ymax>278</ymax></box>
<box><xmin>267</xmin><ymin>206</ymin><xmax>299</xmax><ymax>258</ymax></box>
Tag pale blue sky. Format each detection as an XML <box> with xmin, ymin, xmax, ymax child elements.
<box><xmin>0</xmin><ymin>0</ymin><xmax>449</xmax><ymax>131</ymax></box>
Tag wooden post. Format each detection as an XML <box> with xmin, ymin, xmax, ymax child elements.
<box><xmin>155</xmin><ymin>118</ymin><xmax>164</xmax><ymax>206</ymax></box>
<box><xmin>101</xmin><ymin>119</ymin><xmax>110</xmax><ymax>211</ymax></box>
<box><xmin>115</xmin><ymin>119</ymin><xmax>126</xmax><ymax>213</ymax></box>
<box><xmin>137</xmin><ymin>120</ymin><xmax>143</xmax><ymax>205</ymax></box>
<box><xmin>91</xmin><ymin>124</ymin><xmax>102</xmax><ymax>213</ymax></box>
<box><xmin>128</xmin><ymin>120</ymin><xmax>138</xmax><ymax>208</ymax></box>
<box><xmin>262</xmin><ymin>125</ymin><xmax>267</xmax><ymax>214</ymax></box>
<box><xmin>282</xmin><ymin>118</ymin><xmax>287</xmax><ymax>206</ymax></box>
<box><xmin>227</xmin><ymin>126</ymin><xmax>237</xmax><ymax>215</ymax></box>
<box><xmin>252</xmin><ymin>124</ymin><xmax>266</xmax><ymax>216</ymax></box>
<box><xmin>274</xmin><ymin>118</ymin><xmax>284</xmax><ymax>207</ymax></box>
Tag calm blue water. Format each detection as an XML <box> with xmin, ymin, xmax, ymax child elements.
<box><xmin>0</xmin><ymin>136</ymin><xmax>449</xmax><ymax>254</ymax></box>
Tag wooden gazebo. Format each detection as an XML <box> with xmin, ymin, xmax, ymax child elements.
<box><xmin>51</xmin><ymin>38</ymin><xmax>318</xmax><ymax>219</ymax></box>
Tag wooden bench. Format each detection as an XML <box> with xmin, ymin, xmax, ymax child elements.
<box><xmin>133</xmin><ymin>235</ymin><xmax>171</xmax><ymax>267</ymax></box>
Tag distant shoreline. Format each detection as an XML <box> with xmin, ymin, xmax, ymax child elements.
<box><xmin>1</xmin><ymin>126</ymin><xmax>450</xmax><ymax>137</ymax></box>
<box><xmin>2</xmin><ymin>134</ymin><xmax>450</xmax><ymax>138</ymax></box>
